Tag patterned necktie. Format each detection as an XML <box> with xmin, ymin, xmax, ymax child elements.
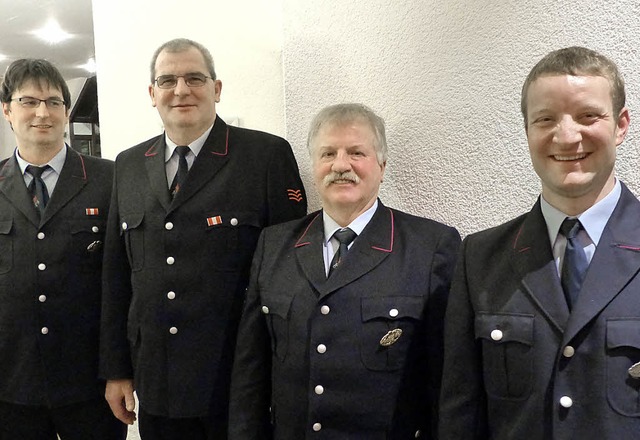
<box><xmin>26</xmin><ymin>165</ymin><xmax>50</xmax><ymax>217</ymax></box>
<box><xmin>170</xmin><ymin>146</ymin><xmax>190</xmax><ymax>197</ymax></box>
<box><xmin>328</xmin><ymin>228</ymin><xmax>357</xmax><ymax>277</ymax></box>
<box><xmin>560</xmin><ymin>218</ymin><xmax>588</xmax><ymax>310</ymax></box>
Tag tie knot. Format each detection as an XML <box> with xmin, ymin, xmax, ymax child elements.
<box><xmin>175</xmin><ymin>146</ymin><xmax>190</xmax><ymax>158</ymax></box>
<box><xmin>333</xmin><ymin>228</ymin><xmax>357</xmax><ymax>246</ymax></box>
<box><xmin>560</xmin><ymin>218</ymin><xmax>582</xmax><ymax>239</ymax></box>
<box><xmin>26</xmin><ymin>164</ymin><xmax>49</xmax><ymax>179</ymax></box>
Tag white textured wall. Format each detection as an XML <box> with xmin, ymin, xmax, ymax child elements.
<box><xmin>92</xmin><ymin>0</ymin><xmax>285</xmax><ymax>160</ymax></box>
<box><xmin>283</xmin><ymin>0</ymin><xmax>640</xmax><ymax>236</ymax></box>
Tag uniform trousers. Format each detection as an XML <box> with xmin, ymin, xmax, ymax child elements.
<box><xmin>139</xmin><ymin>408</ymin><xmax>227</xmax><ymax>440</ymax></box>
<box><xmin>0</xmin><ymin>397</ymin><xmax>126</xmax><ymax>440</ymax></box>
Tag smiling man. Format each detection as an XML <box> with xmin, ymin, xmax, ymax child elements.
<box><xmin>229</xmin><ymin>103</ymin><xmax>460</xmax><ymax>439</ymax></box>
<box><xmin>0</xmin><ymin>59</ymin><xmax>125</xmax><ymax>439</ymax></box>
<box><xmin>439</xmin><ymin>47</ymin><xmax>640</xmax><ymax>439</ymax></box>
<box><xmin>99</xmin><ymin>38</ymin><xmax>306</xmax><ymax>439</ymax></box>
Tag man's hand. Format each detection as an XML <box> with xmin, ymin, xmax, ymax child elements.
<box><xmin>105</xmin><ymin>379</ymin><xmax>137</xmax><ymax>425</ymax></box>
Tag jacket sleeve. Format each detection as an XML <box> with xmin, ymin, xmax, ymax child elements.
<box><xmin>99</xmin><ymin>157</ymin><xmax>134</xmax><ymax>380</ymax></box>
<box><xmin>438</xmin><ymin>236</ymin><xmax>489</xmax><ymax>439</ymax></box>
<box><xmin>265</xmin><ymin>138</ymin><xmax>307</xmax><ymax>225</ymax></box>
<box><xmin>228</xmin><ymin>229</ymin><xmax>274</xmax><ymax>440</ymax></box>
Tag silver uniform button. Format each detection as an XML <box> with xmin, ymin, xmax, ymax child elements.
<box><xmin>317</xmin><ymin>344</ymin><xmax>327</xmax><ymax>354</ymax></box>
<box><xmin>563</xmin><ymin>346</ymin><xmax>575</xmax><ymax>358</ymax></box>
<box><xmin>37</xmin><ymin>232</ymin><xmax>45</xmax><ymax>239</ymax></box>
<box><xmin>261</xmin><ymin>306</ymin><xmax>269</xmax><ymax>314</ymax></box>
<box><xmin>41</xmin><ymin>327</ymin><xmax>49</xmax><ymax>335</ymax></box>
<box><xmin>314</xmin><ymin>385</ymin><xmax>324</xmax><ymax>395</ymax></box>
<box><xmin>38</xmin><ymin>295</ymin><xmax>47</xmax><ymax>303</ymax></box>
<box><xmin>167</xmin><ymin>291</ymin><xmax>176</xmax><ymax>300</ymax></box>
<box><xmin>122</xmin><ymin>222</ymin><xmax>128</xmax><ymax>230</ymax></box>
<box><xmin>230</xmin><ymin>218</ymin><xmax>238</xmax><ymax>226</ymax></box>
<box><xmin>169</xmin><ymin>327</ymin><xmax>178</xmax><ymax>335</ymax></box>
<box><xmin>38</xmin><ymin>263</ymin><xmax>46</xmax><ymax>271</ymax></box>
<box><xmin>165</xmin><ymin>222</ymin><xmax>174</xmax><ymax>230</ymax></box>
<box><xmin>559</xmin><ymin>396</ymin><xmax>573</xmax><ymax>408</ymax></box>
<box><xmin>320</xmin><ymin>305</ymin><xmax>330</xmax><ymax>315</ymax></box>
<box><xmin>389</xmin><ymin>308</ymin><xmax>399</xmax><ymax>318</ymax></box>
<box><xmin>92</xmin><ymin>226</ymin><xmax>99</xmax><ymax>233</ymax></box>
<box><xmin>490</xmin><ymin>329</ymin><xmax>503</xmax><ymax>341</ymax></box>
<box><xmin>312</xmin><ymin>423</ymin><xmax>322</xmax><ymax>432</ymax></box>
<box><xmin>166</xmin><ymin>256</ymin><xmax>175</xmax><ymax>265</ymax></box>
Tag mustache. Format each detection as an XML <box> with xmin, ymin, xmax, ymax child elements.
<box><xmin>323</xmin><ymin>171</ymin><xmax>360</xmax><ymax>187</ymax></box>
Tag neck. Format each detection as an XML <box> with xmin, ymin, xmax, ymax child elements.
<box><xmin>324</xmin><ymin>198</ymin><xmax>377</xmax><ymax>228</ymax></box>
<box><xmin>166</xmin><ymin>121</ymin><xmax>213</xmax><ymax>146</ymax></box>
<box><xmin>543</xmin><ymin>178</ymin><xmax>616</xmax><ymax>217</ymax></box>
<box><xmin>17</xmin><ymin>142</ymin><xmax>64</xmax><ymax>166</ymax></box>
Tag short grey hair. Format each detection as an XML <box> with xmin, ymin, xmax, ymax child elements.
<box><xmin>150</xmin><ymin>38</ymin><xmax>217</xmax><ymax>84</ymax></box>
<box><xmin>307</xmin><ymin>103</ymin><xmax>387</xmax><ymax>164</ymax></box>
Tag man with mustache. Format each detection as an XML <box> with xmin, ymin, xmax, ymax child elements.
<box><xmin>229</xmin><ymin>103</ymin><xmax>460</xmax><ymax>439</ymax></box>
<box><xmin>99</xmin><ymin>38</ymin><xmax>307</xmax><ymax>439</ymax></box>
<box><xmin>439</xmin><ymin>47</ymin><xmax>640</xmax><ymax>439</ymax></box>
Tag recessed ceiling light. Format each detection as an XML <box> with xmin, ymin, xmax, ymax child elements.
<box><xmin>80</xmin><ymin>58</ymin><xmax>96</xmax><ymax>73</ymax></box>
<box><xmin>32</xmin><ymin>18</ymin><xmax>72</xmax><ymax>44</ymax></box>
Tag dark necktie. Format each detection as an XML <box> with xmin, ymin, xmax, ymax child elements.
<box><xmin>26</xmin><ymin>165</ymin><xmax>50</xmax><ymax>217</ymax></box>
<box><xmin>560</xmin><ymin>218</ymin><xmax>588</xmax><ymax>310</ymax></box>
<box><xmin>170</xmin><ymin>146</ymin><xmax>190</xmax><ymax>197</ymax></box>
<box><xmin>328</xmin><ymin>228</ymin><xmax>357</xmax><ymax>277</ymax></box>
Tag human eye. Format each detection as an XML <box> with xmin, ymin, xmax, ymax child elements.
<box><xmin>20</xmin><ymin>98</ymin><xmax>39</xmax><ymax>108</ymax></box>
<box><xmin>157</xmin><ymin>75</ymin><xmax>177</xmax><ymax>88</ymax></box>
<box><xmin>185</xmin><ymin>73</ymin><xmax>207</xmax><ymax>86</ymax></box>
<box><xmin>47</xmin><ymin>99</ymin><xmax>64</xmax><ymax>108</ymax></box>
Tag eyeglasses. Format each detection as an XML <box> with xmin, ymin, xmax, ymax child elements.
<box><xmin>11</xmin><ymin>97</ymin><xmax>66</xmax><ymax>109</ymax></box>
<box><xmin>153</xmin><ymin>73</ymin><xmax>212</xmax><ymax>89</ymax></box>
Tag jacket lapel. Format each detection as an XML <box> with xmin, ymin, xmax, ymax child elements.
<box><xmin>144</xmin><ymin>137</ymin><xmax>172</xmax><ymax>211</ymax></box>
<box><xmin>295</xmin><ymin>202</ymin><xmax>393</xmax><ymax>299</ymax></box>
<box><xmin>294</xmin><ymin>213</ymin><xmax>328</xmax><ymax>294</ymax></box>
<box><xmin>41</xmin><ymin>147</ymin><xmax>87</xmax><ymax>224</ymax></box>
<box><xmin>511</xmin><ymin>200</ymin><xmax>569</xmax><ymax>333</ymax></box>
<box><xmin>0</xmin><ymin>156</ymin><xmax>40</xmax><ymax>226</ymax></box>
<box><xmin>562</xmin><ymin>184</ymin><xmax>640</xmax><ymax>343</ymax></box>
<box><xmin>169</xmin><ymin>116</ymin><xmax>230</xmax><ymax>211</ymax></box>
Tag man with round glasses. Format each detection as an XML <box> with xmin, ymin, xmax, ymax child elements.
<box><xmin>100</xmin><ymin>38</ymin><xmax>307</xmax><ymax>439</ymax></box>
<box><xmin>0</xmin><ymin>59</ymin><xmax>126</xmax><ymax>438</ymax></box>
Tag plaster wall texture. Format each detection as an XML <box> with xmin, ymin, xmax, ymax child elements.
<box><xmin>282</xmin><ymin>0</ymin><xmax>640</xmax><ymax>236</ymax></box>
<box><xmin>92</xmin><ymin>0</ymin><xmax>285</xmax><ymax>160</ymax></box>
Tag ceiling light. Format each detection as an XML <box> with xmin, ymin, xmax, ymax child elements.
<box><xmin>80</xmin><ymin>58</ymin><xmax>96</xmax><ymax>73</ymax></box>
<box><xmin>32</xmin><ymin>19</ymin><xmax>72</xmax><ymax>44</ymax></box>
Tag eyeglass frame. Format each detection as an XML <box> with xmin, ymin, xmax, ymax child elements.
<box><xmin>153</xmin><ymin>73</ymin><xmax>213</xmax><ymax>89</ymax></box>
<box><xmin>10</xmin><ymin>96</ymin><xmax>67</xmax><ymax>109</ymax></box>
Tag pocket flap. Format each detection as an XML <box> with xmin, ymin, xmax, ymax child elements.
<box><xmin>120</xmin><ymin>212</ymin><xmax>144</xmax><ymax>233</ymax></box>
<box><xmin>70</xmin><ymin>218</ymin><xmax>107</xmax><ymax>234</ymax></box>
<box><xmin>475</xmin><ymin>313</ymin><xmax>534</xmax><ymax>346</ymax></box>
<box><xmin>0</xmin><ymin>220</ymin><xmax>12</xmax><ymax>234</ymax></box>
<box><xmin>261</xmin><ymin>294</ymin><xmax>293</xmax><ymax>319</ymax></box>
<box><xmin>361</xmin><ymin>296</ymin><xmax>424</xmax><ymax>322</ymax></box>
<box><xmin>204</xmin><ymin>211</ymin><xmax>261</xmax><ymax>230</ymax></box>
<box><xmin>607</xmin><ymin>319</ymin><xmax>640</xmax><ymax>349</ymax></box>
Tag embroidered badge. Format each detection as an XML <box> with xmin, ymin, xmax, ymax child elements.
<box><xmin>287</xmin><ymin>189</ymin><xmax>303</xmax><ymax>202</ymax></box>
<box><xmin>379</xmin><ymin>328</ymin><xmax>403</xmax><ymax>347</ymax></box>
<box><xmin>206</xmin><ymin>215</ymin><xmax>222</xmax><ymax>227</ymax></box>
<box><xmin>85</xmin><ymin>208</ymin><xmax>99</xmax><ymax>216</ymax></box>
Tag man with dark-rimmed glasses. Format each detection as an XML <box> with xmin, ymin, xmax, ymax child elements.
<box><xmin>100</xmin><ymin>38</ymin><xmax>307</xmax><ymax>439</ymax></box>
<box><xmin>0</xmin><ymin>59</ymin><xmax>125</xmax><ymax>439</ymax></box>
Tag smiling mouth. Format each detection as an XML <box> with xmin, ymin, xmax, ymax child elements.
<box><xmin>553</xmin><ymin>153</ymin><xmax>587</xmax><ymax>161</ymax></box>
<box><xmin>32</xmin><ymin>125</ymin><xmax>52</xmax><ymax>129</ymax></box>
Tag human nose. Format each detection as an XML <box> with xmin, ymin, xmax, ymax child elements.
<box><xmin>173</xmin><ymin>77</ymin><xmax>191</xmax><ymax>95</ymax></box>
<box><xmin>331</xmin><ymin>151</ymin><xmax>352</xmax><ymax>172</ymax></box>
<box><xmin>35</xmin><ymin>100</ymin><xmax>50</xmax><ymax>117</ymax></box>
<box><xmin>553</xmin><ymin>116</ymin><xmax>582</xmax><ymax>145</ymax></box>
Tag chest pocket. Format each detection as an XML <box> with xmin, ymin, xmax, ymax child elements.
<box><xmin>606</xmin><ymin>318</ymin><xmax>640</xmax><ymax>416</ymax></box>
<box><xmin>121</xmin><ymin>212</ymin><xmax>144</xmax><ymax>272</ymax></box>
<box><xmin>261</xmin><ymin>293</ymin><xmax>294</xmax><ymax>362</ymax></box>
<box><xmin>360</xmin><ymin>296</ymin><xmax>424</xmax><ymax>371</ymax></box>
<box><xmin>0</xmin><ymin>220</ymin><xmax>12</xmax><ymax>274</ymax></box>
<box><xmin>70</xmin><ymin>218</ymin><xmax>106</xmax><ymax>272</ymax></box>
<box><xmin>202</xmin><ymin>211</ymin><xmax>262</xmax><ymax>272</ymax></box>
<box><xmin>475</xmin><ymin>312</ymin><xmax>534</xmax><ymax>400</ymax></box>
